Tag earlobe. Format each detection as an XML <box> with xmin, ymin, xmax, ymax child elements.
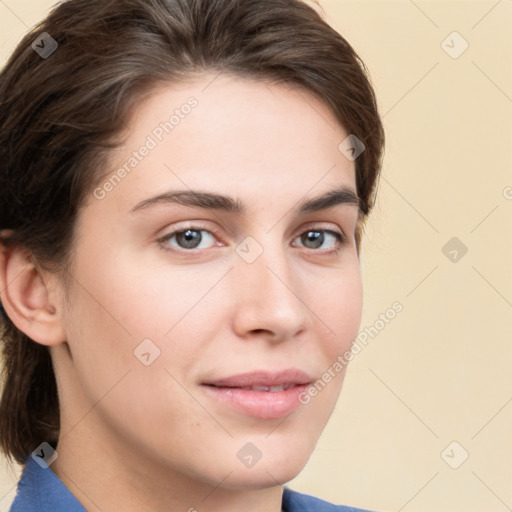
<box><xmin>0</xmin><ymin>240</ymin><xmax>66</xmax><ymax>347</ymax></box>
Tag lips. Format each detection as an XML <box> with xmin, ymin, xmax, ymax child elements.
<box><xmin>200</xmin><ymin>369</ymin><xmax>313</xmax><ymax>420</ymax></box>
<box><xmin>233</xmin><ymin>384</ymin><xmax>294</xmax><ymax>392</ymax></box>
<box><xmin>201</xmin><ymin>369</ymin><xmax>313</xmax><ymax>389</ymax></box>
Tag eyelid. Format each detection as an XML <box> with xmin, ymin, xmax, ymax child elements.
<box><xmin>298</xmin><ymin>222</ymin><xmax>346</xmax><ymax>239</ymax></box>
<box><xmin>157</xmin><ymin>221</ymin><xmax>345</xmax><ymax>241</ymax></box>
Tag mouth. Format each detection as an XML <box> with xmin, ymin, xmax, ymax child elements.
<box><xmin>200</xmin><ymin>369</ymin><xmax>313</xmax><ymax>420</ymax></box>
<box><xmin>208</xmin><ymin>383</ymin><xmax>296</xmax><ymax>392</ymax></box>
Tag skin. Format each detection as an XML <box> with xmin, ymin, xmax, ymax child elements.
<box><xmin>0</xmin><ymin>73</ymin><xmax>363</xmax><ymax>512</ymax></box>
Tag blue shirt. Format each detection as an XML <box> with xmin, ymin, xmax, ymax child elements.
<box><xmin>10</xmin><ymin>456</ymin><xmax>373</xmax><ymax>511</ymax></box>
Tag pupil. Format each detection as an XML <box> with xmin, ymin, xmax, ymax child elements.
<box><xmin>304</xmin><ymin>231</ymin><xmax>323</xmax><ymax>249</ymax></box>
<box><xmin>178</xmin><ymin>229</ymin><xmax>201</xmax><ymax>249</ymax></box>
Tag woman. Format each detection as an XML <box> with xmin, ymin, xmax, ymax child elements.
<box><xmin>0</xmin><ymin>0</ymin><xmax>385</xmax><ymax>510</ymax></box>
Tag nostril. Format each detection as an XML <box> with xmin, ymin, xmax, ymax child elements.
<box><xmin>250</xmin><ymin>329</ymin><xmax>277</xmax><ymax>337</ymax></box>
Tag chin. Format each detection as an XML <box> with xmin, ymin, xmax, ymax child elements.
<box><xmin>221</xmin><ymin>467</ymin><xmax>305</xmax><ymax>491</ymax></box>
<box><xmin>219</xmin><ymin>444</ymin><xmax>315</xmax><ymax>490</ymax></box>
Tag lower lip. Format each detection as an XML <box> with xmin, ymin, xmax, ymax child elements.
<box><xmin>201</xmin><ymin>384</ymin><xmax>309</xmax><ymax>420</ymax></box>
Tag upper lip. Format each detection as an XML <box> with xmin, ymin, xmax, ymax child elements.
<box><xmin>202</xmin><ymin>369</ymin><xmax>313</xmax><ymax>388</ymax></box>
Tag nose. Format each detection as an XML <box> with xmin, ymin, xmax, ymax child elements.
<box><xmin>230</xmin><ymin>242</ymin><xmax>311</xmax><ymax>343</ymax></box>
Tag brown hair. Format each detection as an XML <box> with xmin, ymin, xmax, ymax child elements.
<box><xmin>0</xmin><ymin>0</ymin><xmax>384</xmax><ymax>464</ymax></box>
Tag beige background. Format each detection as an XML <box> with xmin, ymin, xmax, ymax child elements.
<box><xmin>1</xmin><ymin>1</ymin><xmax>511</xmax><ymax>511</ymax></box>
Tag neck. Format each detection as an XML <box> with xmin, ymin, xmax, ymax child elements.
<box><xmin>52</xmin><ymin>419</ymin><xmax>284</xmax><ymax>512</ymax></box>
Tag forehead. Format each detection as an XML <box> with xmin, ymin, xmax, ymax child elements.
<box><xmin>88</xmin><ymin>73</ymin><xmax>357</xmax><ymax>216</ymax></box>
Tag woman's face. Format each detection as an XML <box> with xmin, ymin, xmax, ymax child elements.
<box><xmin>53</xmin><ymin>73</ymin><xmax>363</xmax><ymax>490</ymax></box>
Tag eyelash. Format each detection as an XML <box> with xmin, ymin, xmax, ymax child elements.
<box><xmin>156</xmin><ymin>224</ymin><xmax>347</xmax><ymax>257</ymax></box>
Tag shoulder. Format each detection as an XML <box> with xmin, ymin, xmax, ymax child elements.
<box><xmin>282</xmin><ymin>487</ymin><xmax>377</xmax><ymax>512</ymax></box>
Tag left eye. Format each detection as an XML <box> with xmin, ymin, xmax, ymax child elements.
<box><xmin>160</xmin><ymin>228</ymin><xmax>217</xmax><ymax>250</ymax></box>
<box><xmin>293</xmin><ymin>229</ymin><xmax>344</xmax><ymax>251</ymax></box>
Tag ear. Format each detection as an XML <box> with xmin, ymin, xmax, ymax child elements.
<box><xmin>0</xmin><ymin>234</ymin><xmax>67</xmax><ymax>346</ymax></box>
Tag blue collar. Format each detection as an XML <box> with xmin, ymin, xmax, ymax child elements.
<box><xmin>10</xmin><ymin>456</ymin><xmax>86</xmax><ymax>511</ymax></box>
<box><xmin>10</xmin><ymin>456</ymin><xmax>371</xmax><ymax>511</ymax></box>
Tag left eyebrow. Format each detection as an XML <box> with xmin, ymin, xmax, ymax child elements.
<box><xmin>296</xmin><ymin>186</ymin><xmax>360</xmax><ymax>214</ymax></box>
<box><xmin>128</xmin><ymin>185</ymin><xmax>360</xmax><ymax>215</ymax></box>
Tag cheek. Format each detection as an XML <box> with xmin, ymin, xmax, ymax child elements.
<box><xmin>67</xmin><ymin>245</ymin><xmax>204</xmax><ymax>336</ymax></box>
<box><xmin>62</xmin><ymin>252</ymin><xmax>222</xmax><ymax>380</ymax></box>
<box><xmin>309</xmin><ymin>263</ymin><xmax>363</xmax><ymax>354</ymax></box>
